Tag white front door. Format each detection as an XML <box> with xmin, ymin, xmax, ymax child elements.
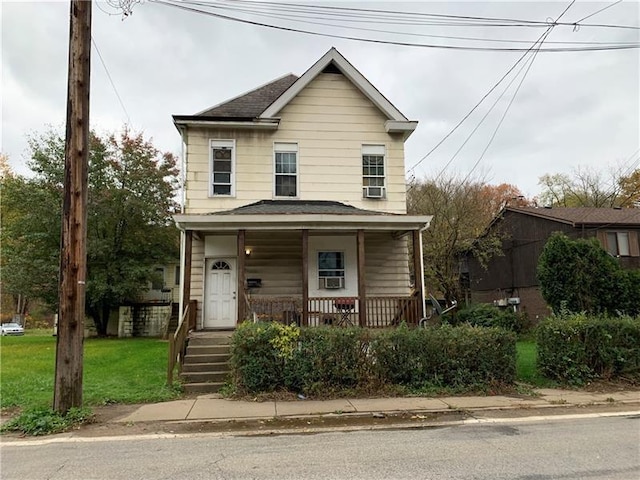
<box><xmin>204</xmin><ymin>258</ymin><xmax>237</xmax><ymax>329</ymax></box>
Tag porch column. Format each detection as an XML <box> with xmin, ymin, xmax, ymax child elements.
<box><xmin>237</xmin><ymin>230</ymin><xmax>246</xmax><ymax>323</ymax></box>
<box><xmin>412</xmin><ymin>229</ymin><xmax>425</xmax><ymax>319</ymax></box>
<box><xmin>302</xmin><ymin>229</ymin><xmax>309</xmax><ymax>326</ymax></box>
<box><xmin>182</xmin><ymin>230</ymin><xmax>193</xmax><ymax>328</ymax></box>
<box><xmin>357</xmin><ymin>229</ymin><xmax>366</xmax><ymax>327</ymax></box>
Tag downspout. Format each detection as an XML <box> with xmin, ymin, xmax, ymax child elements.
<box><xmin>177</xmin><ymin>125</ymin><xmax>187</xmax><ymax>318</ymax></box>
<box><xmin>178</xmin><ymin>125</ymin><xmax>187</xmax><ymax>214</ymax></box>
<box><xmin>419</xmin><ymin>223</ymin><xmax>429</xmax><ymax>318</ymax></box>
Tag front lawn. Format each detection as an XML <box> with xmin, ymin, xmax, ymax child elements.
<box><xmin>516</xmin><ymin>340</ymin><xmax>556</xmax><ymax>387</ymax></box>
<box><xmin>0</xmin><ymin>330</ymin><xmax>180</xmax><ymax>411</ymax></box>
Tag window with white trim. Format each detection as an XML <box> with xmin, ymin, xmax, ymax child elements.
<box><xmin>274</xmin><ymin>143</ymin><xmax>298</xmax><ymax>197</ymax></box>
<box><xmin>606</xmin><ymin>231</ymin><xmax>630</xmax><ymax>256</ymax></box>
<box><xmin>210</xmin><ymin>140</ymin><xmax>234</xmax><ymax>196</ymax></box>
<box><xmin>318</xmin><ymin>251</ymin><xmax>345</xmax><ymax>289</ymax></box>
<box><xmin>362</xmin><ymin>144</ymin><xmax>385</xmax><ymax>198</ymax></box>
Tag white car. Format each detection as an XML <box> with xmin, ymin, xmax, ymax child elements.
<box><xmin>1</xmin><ymin>323</ymin><xmax>25</xmax><ymax>336</ymax></box>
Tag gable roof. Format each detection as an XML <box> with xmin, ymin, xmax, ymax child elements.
<box><xmin>259</xmin><ymin>48</ymin><xmax>410</xmax><ymax>123</ymax></box>
<box><xmin>173</xmin><ymin>48</ymin><xmax>417</xmax><ymax>135</ymax></box>
<box><xmin>195</xmin><ymin>74</ymin><xmax>298</xmax><ymax>119</ymax></box>
<box><xmin>506</xmin><ymin>206</ymin><xmax>640</xmax><ymax>227</ymax></box>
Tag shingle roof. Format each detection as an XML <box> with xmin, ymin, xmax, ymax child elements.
<box><xmin>507</xmin><ymin>206</ymin><xmax>640</xmax><ymax>226</ymax></box>
<box><xmin>209</xmin><ymin>200</ymin><xmax>394</xmax><ymax>216</ymax></box>
<box><xmin>196</xmin><ymin>74</ymin><xmax>298</xmax><ymax>118</ymax></box>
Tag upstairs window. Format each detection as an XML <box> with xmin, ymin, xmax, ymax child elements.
<box><xmin>607</xmin><ymin>231</ymin><xmax>630</xmax><ymax>256</ymax></box>
<box><xmin>274</xmin><ymin>143</ymin><xmax>298</xmax><ymax>197</ymax></box>
<box><xmin>210</xmin><ymin>140</ymin><xmax>235</xmax><ymax>196</ymax></box>
<box><xmin>362</xmin><ymin>145</ymin><xmax>385</xmax><ymax>198</ymax></box>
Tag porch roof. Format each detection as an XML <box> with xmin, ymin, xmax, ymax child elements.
<box><xmin>174</xmin><ymin>200</ymin><xmax>431</xmax><ymax>234</ymax></box>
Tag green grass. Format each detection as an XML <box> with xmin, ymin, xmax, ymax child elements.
<box><xmin>516</xmin><ymin>340</ymin><xmax>556</xmax><ymax>387</ymax></box>
<box><xmin>1</xmin><ymin>331</ymin><xmax>181</xmax><ymax>410</ymax></box>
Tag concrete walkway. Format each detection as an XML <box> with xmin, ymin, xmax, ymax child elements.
<box><xmin>114</xmin><ymin>389</ymin><xmax>640</xmax><ymax>424</ymax></box>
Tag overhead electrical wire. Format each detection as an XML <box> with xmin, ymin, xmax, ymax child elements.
<box><xmin>174</xmin><ymin>0</ymin><xmax>636</xmax><ymax>46</ymax></box>
<box><xmin>407</xmin><ymin>0</ymin><xmax>575</xmax><ymax>203</ymax></box>
<box><xmin>172</xmin><ymin>0</ymin><xmax>640</xmax><ymax>30</ymax></box>
<box><xmin>91</xmin><ymin>36</ymin><xmax>131</xmax><ymax>124</ymax></box>
<box><xmin>150</xmin><ymin>0</ymin><xmax>639</xmax><ymax>52</ymax></box>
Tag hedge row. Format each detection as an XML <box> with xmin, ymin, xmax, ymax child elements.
<box><xmin>229</xmin><ymin>322</ymin><xmax>516</xmax><ymax>395</ymax></box>
<box><xmin>537</xmin><ymin>314</ymin><xmax>640</xmax><ymax>384</ymax></box>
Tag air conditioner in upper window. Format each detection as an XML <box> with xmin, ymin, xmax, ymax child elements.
<box><xmin>322</xmin><ymin>277</ymin><xmax>344</xmax><ymax>289</ymax></box>
<box><xmin>364</xmin><ymin>186</ymin><xmax>385</xmax><ymax>199</ymax></box>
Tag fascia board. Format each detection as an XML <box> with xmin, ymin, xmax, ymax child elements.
<box><xmin>173</xmin><ymin>213</ymin><xmax>432</xmax><ymax>232</ymax></box>
<box><xmin>172</xmin><ymin>119</ymin><xmax>279</xmax><ymax>130</ymax></box>
<box><xmin>260</xmin><ymin>48</ymin><xmax>409</xmax><ymax>122</ymax></box>
<box><xmin>385</xmin><ymin>120</ymin><xmax>418</xmax><ymax>133</ymax></box>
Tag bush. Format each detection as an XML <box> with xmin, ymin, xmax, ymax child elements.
<box><xmin>538</xmin><ymin>233</ymin><xmax>637</xmax><ymax>316</ymax></box>
<box><xmin>229</xmin><ymin>322</ymin><xmax>517</xmax><ymax>395</ymax></box>
<box><xmin>537</xmin><ymin>314</ymin><xmax>640</xmax><ymax>384</ymax></box>
<box><xmin>286</xmin><ymin>327</ymin><xmax>373</xmax><ymax>395</ymax></box>
<box><xmin>454</xmin><ymin>304</ymin><xmax>522</xmax><ymax>332</ymax></box>
<box><xmin>373</xmin><ymin>324</ymin><xmax>516</xmax><ymax>389</ymax></box>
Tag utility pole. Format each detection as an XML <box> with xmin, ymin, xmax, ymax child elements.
<box><xmin>54</xmin><ymin>0</ymin><xmax>92</xmax><ymax>414</ymax></box>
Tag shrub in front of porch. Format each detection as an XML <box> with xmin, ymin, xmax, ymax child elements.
<box><xmin>229</xmin><ymin>322</ymin><xmax>372</xmax><ymax>395</ymax></box>
<box><xmin>229</xmin><ymin>322</ymin><xmax>516</xmax><ymax>396</ymax></box>
<box><xmin>372</xmin><ymin>324</ymin><xmax>516</xmax><ymax>389</ymax></box>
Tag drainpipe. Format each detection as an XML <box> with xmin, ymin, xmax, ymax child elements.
<box><xmin>419</xmin><ymin>224</ymin><xmax>429</xmax><ymax>318</ymax></box>
<box><xmin>177</xmin><ymin>125</ymin><xmax>187</xmax><ymax>214</ymax></box>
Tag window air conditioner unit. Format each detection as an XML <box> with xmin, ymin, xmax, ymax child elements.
<box><xmin>364</xmin><ymin>186</ymin><xmax>385</xmax><ymax>199</ymax></box>
<box><xmin>322</xmin><ymin>277</ymin><xmax>344</xmax><ymax>289</ymax></box>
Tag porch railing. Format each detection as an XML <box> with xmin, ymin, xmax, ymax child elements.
<box><xmin>246</xmin><ymin>295</ymin><xmax>421</xmax><ymax>328</ymax></box>
<box><xmin>167</xmin><ymin>300</ymin><xmax>196</xmax><ymax>385</ymax></box>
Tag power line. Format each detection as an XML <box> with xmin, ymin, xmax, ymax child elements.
<box><xmin>458</xmin><ymin>0</ymin><xmax>576</xmax><ymax>183</ymax></box>
<box><xmin>407</xmin><ymin>23</ymin><xmax>557</xmax><ymax>176</ymax></box>
<box><xmin>91</xmin><ymin>36</ymin><xmax>131</xmax><ymax>124</ymax></box>
<box><xmin>179</xmin><ymin>0</ymin><xmax>636</xmax><ymax>47</ymax></box>
<box><xmin>573</xmin><ymin>0</ymin><xmax>623</xmax><ymax>24</ymax></box>
<box><xmin>150</xmin><ymin>0</ymin><xmax>640</xmax><ymax>52</ymax></box>
<box><xmin>461</xmin><ymin>30</ymin><xmax>550</xmax><ymax>185</ymax></box>
<box><xmin>175</xmin><ymin>0</ymin><xmax>640</xmax><ymax>30</ymax></box>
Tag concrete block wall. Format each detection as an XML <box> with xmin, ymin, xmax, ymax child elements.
<box><xmin>118</xmin><ymin>304</ymin><xmax>171</xmax><ymax>338</ymax></box>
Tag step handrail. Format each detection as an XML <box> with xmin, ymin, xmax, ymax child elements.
<box><xmin>167</xmin><ymin>301</ymin><xmax>194</xmax><ymax>385</ymax></box>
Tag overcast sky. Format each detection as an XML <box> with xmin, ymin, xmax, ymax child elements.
<box><xmin>2</xmin><ymin>1</ymin><xmax>639</xmax><ymax>198</ymax></box>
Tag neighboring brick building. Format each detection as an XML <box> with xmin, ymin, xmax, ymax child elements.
<box><xmin>463</xmin><ymin>206</ymin><xmax>640</xmax><ymax>321</ymax></box>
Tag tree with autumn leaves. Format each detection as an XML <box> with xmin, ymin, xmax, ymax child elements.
<box><xmin>408</xmin><ymin>176</ymin><xmax>530</xmax><ymax>304</ymax></box>
<box><xmin>1</xmin><ymin>129</ymin><xmax>179</xmax><ymax>335</ymax></box>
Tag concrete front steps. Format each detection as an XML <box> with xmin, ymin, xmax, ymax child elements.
<box><xmin>181</xmin><ymin>332</ymin><xmax>232</xmax><ymax>394</ymax></box>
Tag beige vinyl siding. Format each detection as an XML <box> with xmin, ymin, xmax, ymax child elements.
<box><xmin>184</xmin><ymin>72</ymin><xmax>408</xmax><ymax>214</ymax></box>
<box><xmin>189</xmin><ymin>237</ymin><xmax>205</xmax><ymax>328</ymax></box>
<box><xmin>364</xmin><ymin>233</ymin><xmax>411</xmax><ymax>297</ymax></box>
<box><xmin>245</xmin><ymin>232</ymin><xmax>303</xmax><ymax>296</ymax></box>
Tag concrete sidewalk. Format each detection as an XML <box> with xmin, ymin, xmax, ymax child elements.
<box><xmin>113</xmin><ymin>389</ymin><xmax>640</xmax><ymax>424</ymax></box>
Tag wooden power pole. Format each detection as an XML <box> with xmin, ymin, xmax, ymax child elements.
<box><xmin>54</xmin><ymin>0</ymin><xmax>92</xmax><ymax>414</ymax></box>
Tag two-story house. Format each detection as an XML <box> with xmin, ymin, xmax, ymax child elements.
<box><xmin>463</xmin><ymin>206</ymin><xmax>640</xmax><ymax>321</ymax></box>
<box><xmin>172</xmin><ymin>48</ymin><xmax>431</xmax><ymax>330</ymax></box>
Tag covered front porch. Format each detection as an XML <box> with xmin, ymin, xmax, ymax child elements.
<box><xmin>174</xmin><ymin>201</ymin><xmax>432</xmax><ymax>330</ymax></box>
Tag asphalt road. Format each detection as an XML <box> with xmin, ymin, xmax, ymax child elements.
<box><xmin>2</xmin><ymin>413</ymin><xmax>639</xmax><ymax>479</ymax></box>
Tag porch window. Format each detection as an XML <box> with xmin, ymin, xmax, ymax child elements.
<box><xmin>274</xmin><ymin>143</ymin><xmax>298</xmax><ymax>197</ymax></box>
<box><xmin>606</xmin><ymin>231</ymin><xmax>630</xmax><ymax>256</ymax></box>
<box><xmin>210</xmin><ymin>140</ymin><xmax>235</xmax><ymax>196</ymax></box>
<box><xmin>318</xmin><ymin>251</ymin><xmax>345</xmax><ymax>289</ymax></box>
<box><xmin>362</xmin><ymin>145</ymin><xmax>386</xmax><ymax>198</ymax></box>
